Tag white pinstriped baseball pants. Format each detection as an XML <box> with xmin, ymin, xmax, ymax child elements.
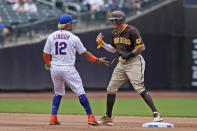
<box><xmin>50</xmin><ymin>65</ymin><xmax>85</xmax><ymax>96</ymax></box>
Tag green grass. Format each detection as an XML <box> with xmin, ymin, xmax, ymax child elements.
<box><xmin>0</xmin><ymin>98</ymin><xmax>197</xmax><ymax>117</ymax></box>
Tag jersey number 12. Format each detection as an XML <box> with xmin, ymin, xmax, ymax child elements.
<box><xmin>55</xmin><ymin>42</ymin><xmax>67</xmax><ymax>55</ymax></box>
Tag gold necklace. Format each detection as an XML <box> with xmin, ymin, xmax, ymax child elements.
<box><xmin>117</xmin><ymin>24</ymin><xmax>128</xmax><ymax>37</ymax></box>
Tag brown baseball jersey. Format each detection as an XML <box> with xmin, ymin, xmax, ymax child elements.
<box><xmin>107</xmin><ymin>24</ymin><xmax>146</xmax><ymax>94</ymax></box>
<box><xmin>110</xmin><ymin>24</ymin><xmax>144</xmax><ymax>55</ymax></box>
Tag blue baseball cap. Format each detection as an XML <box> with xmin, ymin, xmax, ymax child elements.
<box><xmin>59</xmin><ymin>14</ymin><xmax>77</xmax><ymax>24</ymax></box>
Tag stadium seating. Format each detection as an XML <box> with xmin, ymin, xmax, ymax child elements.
<box><xmin>0</xmin><ymin>0</ymin><xmax>63</xmax><ymax>29</ymax></box>
<box><xmin>0</xmin><ymin>0</ymin><xmax>166</xmax><ymax>47</ymax></box>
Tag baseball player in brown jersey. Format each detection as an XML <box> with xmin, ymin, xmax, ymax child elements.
<box><xmin>96</xmin><ymin>11</ymin><xmax>163</xmax><ymax>126</ymax></box>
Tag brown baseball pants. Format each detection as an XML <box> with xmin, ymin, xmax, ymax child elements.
<box><xmin>107</xmin><ymin>55</ymin><xmax>145</xmax><ymax>94</ymax></box>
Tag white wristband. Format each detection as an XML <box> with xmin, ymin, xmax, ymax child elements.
<box><xmin>103</xmin><ymin>43</ymin><xmax>116</xmax><ymax>53</ymax></box>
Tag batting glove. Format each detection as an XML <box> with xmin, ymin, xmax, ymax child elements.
<box><xmin>45</xmin><ymin>64</ymin><xmax>50</xmax><ymax>71</ymax></box>
<box><xmin>96</xmin><ymin>33</ymin><xmax>104</xmax><ymax>49</ymax></box>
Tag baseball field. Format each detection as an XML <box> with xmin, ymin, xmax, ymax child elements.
<box><xmin>0</xmin><ymin>91</ymin><xmax>197</xmax><ymax>131</ymax></box>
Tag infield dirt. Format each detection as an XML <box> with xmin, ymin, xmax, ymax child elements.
<box><xmin>0</xmin><ymin>91</ymin><xmax>197</xmax><ymax>131</ymax></box>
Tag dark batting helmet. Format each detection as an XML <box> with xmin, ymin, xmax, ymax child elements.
<box><xmin>108</xmin><ymin>11</ymin><xmax>126</xmax><ymax>25</ymax></box>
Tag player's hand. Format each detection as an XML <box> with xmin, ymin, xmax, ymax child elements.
<box><xmin>96</xmin><ymin>57</ymin><xmax>110</xmax><ymax>67</ymax></box>
<box><xmin>96</xmin><ymin>33</ymin><xmax>104</xmax><ymax>49</ymax></box>
<box><xmin>119</xmin><ymin>52</ymin><xmax>135</xmax><ymax>63</ymax></box>
<box><xmin>45</xmin><ymin>64</ymin><xmax>50</xmax><ymax>71</ymax></box>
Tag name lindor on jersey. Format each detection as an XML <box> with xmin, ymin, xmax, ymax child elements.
<box><xmin>53</xmin><ymin>33</ymin><xmax>70</xmax><ymax>40</ymax></box>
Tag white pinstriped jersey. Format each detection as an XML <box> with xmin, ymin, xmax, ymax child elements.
<box><xmin>43</xmin><ymin>30</ymin><xmax>87</xmax><ymax>66</ymax></box>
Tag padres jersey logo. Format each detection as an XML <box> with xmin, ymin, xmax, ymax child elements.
<box><xmin>136</xmin><ymin>38</ymin><xmax>142</xmax><ymax>44</ymax></box>
<box><xmin>114</xmin><ymin>37</ymin><xmax>131</xmax><ymax>45</ymax></box>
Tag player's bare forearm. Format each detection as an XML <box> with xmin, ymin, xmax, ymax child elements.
<box><xmin>81</xmin><ymin>51</ymin><xmax>94</xmax><ymax>60</ymax></box>
<box><xmin>81</xmin><ymin>51</ymin><xmax>110</xmax><ymax>66</ymax></box>
<box><xmin>82</xmin><ymin>51</ymin><xmax>110</xmax><ymax>66</ymax></box>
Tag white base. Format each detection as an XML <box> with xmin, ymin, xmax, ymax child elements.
<box><xmin>142</xmin><ymin>122</ymin><xmax>174</xmax><ymax>128</ymax></box>
<box><xmin>104</xmin><ymin>123</ymin><xmax>112</xmax><ymax>126</ymax></box>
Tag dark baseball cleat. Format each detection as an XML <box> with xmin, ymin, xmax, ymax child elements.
<box><xmin>153</xmin><ymin>112</ymin><xmax>163</xmax><ymax>122</ymax></box>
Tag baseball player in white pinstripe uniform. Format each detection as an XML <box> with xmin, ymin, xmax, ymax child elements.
<box><xmin>43</xmin><ymin>14</ymin><xmax>109</xmax><ymax>126</ymax></box>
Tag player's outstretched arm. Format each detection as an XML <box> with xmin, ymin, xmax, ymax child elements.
<box><xmin>81</xmin><ymin>51</ymin><xmax>110</xmax><ymax>67</ymax></box>
<box><xmin>102</xmin><ymin>43</ymin><xmax>116</xmax><ymax>53</ymax></box>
